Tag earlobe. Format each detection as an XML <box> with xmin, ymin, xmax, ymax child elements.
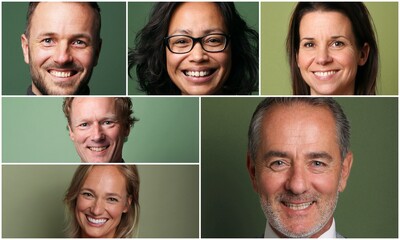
<box><xmin>68</xmin><ymin>125</ymin><xmax>75</xmax><ymax>141</ymax></box>
<box><xmin>123</xmin><ymin>196</ymin><xmax>132</xmax><ymax>213</ymax></box>
<box><xmin>94</xmin><ymin>38</ymin><xmax>102</xmax><ymax>67</ymax></box>
<box><xmin>246</xmin><ymin>152</ymin><xmax>259</xmax><ymax>193</ymax></box>
<box><xmin>358</xmin><ymin>43</ymin><xmax>370</xmax><ymax>66</ymax></box>
<box><xmin>21</xmin><ymin>34</ymin><xmax>30</xmax><ymax>64</ymax></box>
<box><xmin>339</xmin><ymin>152</ymin><xmax>353</xmax><ymax>192</ymax></box>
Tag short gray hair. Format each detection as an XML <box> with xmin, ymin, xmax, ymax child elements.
<box><xmin>248</xmin><ymin>97</ymin><xmax>350</xmax><ymax>161</ymax></box>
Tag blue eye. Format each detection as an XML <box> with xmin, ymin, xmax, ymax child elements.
<box><xmin>41</xmin><ymin>38</ymin><xmax>54</xmax><ymax>46</ymax></box>
<box><xmin>268</xmin><ymin>160</ymin><xmax>289</xmax><ymax>171</ymax></box>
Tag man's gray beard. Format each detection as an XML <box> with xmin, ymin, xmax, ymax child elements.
<box><xmin>259</xmin><ymin>192</ymin><xmax>339</xmax><ymax>238</ymax></box>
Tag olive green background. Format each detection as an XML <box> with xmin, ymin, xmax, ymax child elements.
<box><xmin>2</xmin><ymin>97</ymin><xmax>199</xmax><ymax>163</ymax></box>
<box><xmin>2</xmin><ymin>165</ymin><xmax>199</xmax><ymax>238</ymax></box>
<box><xmin>128</xmin><ymin>2</ymin><xmax>259</xmax><ymax>95</ymax></box>
<box><xmin>201</xmin><ymin>97</ymin><xmax>397</xmax><ymax>237</ymax></box>
<box><xmin>2</xmin><ymin>2</ymin><xmax>126</xmax><ymax>95</ymax></box>
<box><xmin>261</xmin><ymin>2</ymin><xmax>398</xmax><ymax>95</ymax></box>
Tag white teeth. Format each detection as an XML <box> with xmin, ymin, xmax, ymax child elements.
<box><xmin>314</xmin><ymin>71</ymin><xmax>337</xmax><ymax>77</ymax></box>
<box><xmin>87</xmin><ymin>216</ymin><xmax>107</xmax><ymax>224</ymax></box>
<box><xmin>89</xmin><ymin>146</ymin><xmax>107</xmax><ymax>152</ymax></box>
<box><xmin>284</xmin><ymin>201</ymin><xmax>313</xmax><ymax>210</ymax></box>
<box><xmin>50</xmin><ymin>70</ymin><xmax>72</xmax><ymax>78</ymax></box>
<box><xmin>185</xmin><ymin>70</ymin><xmax>210</xmax><ymax>77</ymax></box>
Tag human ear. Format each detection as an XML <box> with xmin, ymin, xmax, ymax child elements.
<box><xmin>68</xmin><ymin>125</ymin><xmax>75</xmax><ymax>141</ymax></box>
<box><xmin>339</xmin><ymin>151</ymin><xmax>353</xmax><ymax>192</ymax></box>
<box><xmin>123</xmin><ymin>196</ymin><xmax>132</xmax><ymax>213</ymax></box>
<box><xmin>247</xmin><ymin>152</ymin><xmax>259</xmax><ymax>193</ymax></box>
<box><xmin>94</xmin><ymin>38</ymin><xmax>102</xmax><ymax>66</ymax></box>
<box><xmin>21</xmin><ymin>34</ymin><xmax>30</xmax><ymax>64</ymax></box>
<box><xmin>358</xmin><ymin>43</ymin><xmax>370</xmax><ymax>66</ymax></box>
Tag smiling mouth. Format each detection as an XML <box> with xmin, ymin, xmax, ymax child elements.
<box><xmin>49</xmin><ymin>70</ymin><xmax>77</xmax><ymax>78</ymax></box>
<box><xmin>87</xmin><ymin>216</ymin><xmax>108</xmax><ymax>225</ymax></box>
<box><xmin>313</xmin><ymin>70</ymin><xmax>338</xmax><ymax>77</ymax></box>
<box><xmin>88</xmin><ymin>146</ymin><xmax>109</xmax><ymax>152</ymax></box>
<box><xmin>283</xmin><ymin>201</ymin><xmax>315</xmax><ymax>210</ymax></box>
<box><xmin>184</xmin><ymin>70</ymin><xmax>215</xmax><ymax>77</ymax></box>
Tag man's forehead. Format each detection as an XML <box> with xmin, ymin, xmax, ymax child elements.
<box><xmin>30</xmin><ymin>2</ymin><xmax>98</xmax><ymax>31</ymax></box>
<box><xmin>70</xmin><ymin>98</ymin><xmax>118</xmax><ymax>117</ymax></box>
<box><xmin>264</xmin><ymin>102</ymin><xmax>334</xmax><ymax>123</ymax></box>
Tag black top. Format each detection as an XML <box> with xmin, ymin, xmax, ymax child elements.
<box><xmin>26</xmin><ymin>84</ymin><xmax>90</xmax><ymax>95</ymax></box>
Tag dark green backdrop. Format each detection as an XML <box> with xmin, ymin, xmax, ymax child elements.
<box><xmin>127</xmin><ymin>2</ymin><xmax>259</xmax><ymax>95</ymax></box>
<box><xmin>2</xmin><ymin>2</ymin><xmax>126</xmax><ymax>95</ymax></box>
<box><xmin>201</xmin><ymin>97</ymin><xmax>398</xmax><ymax>238</ymax></box>
<box><xmin>3</xmin><ymin>165</ymin><xmax>199</xmax><ymax>238</ymax></box>
<box><xmin>3</xmin><ymin>97</ymin><xmax>199</xmax><ymax>163</ymax></box>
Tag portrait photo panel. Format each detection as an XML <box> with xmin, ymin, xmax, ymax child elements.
<box><xmin>2</xmin><ymin>97</ymin><xmax>199</xmax><ymax>163</ymax></box>
<box><xmin>201</xmin><ymin>96</ymin><xmax>397</xmax><ymax>237</ymax></box>
<box><xmin>2</xmin><ymin>164</ymin><xmax>199</xmax><ymax>238</ymax></box>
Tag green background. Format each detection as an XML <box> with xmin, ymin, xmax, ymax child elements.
<box><xmin>201</xmin><ymin>97</ymin><xmax>398</xmax><ymax>237</ymax></box>
<box><xmin>3</xmin><ymin>97</ymin><xmax>199</xmax><ymax>163</ymax></box>
<box><xmin>2</xmin><ymin>2</ymin><xmax>126</xmax><ymax>95</ymax></box>
<box><xmin>127</xmin><ymin>2</ymin><xmax>259</xmax><ymax>95</ymax></box>
<box><xmin>261</xmin><ymin>2</ymin><xmax>398</xmax><ymax>95</ymax></box>
<box><xmin>2</xmin><ymin>165</ymin><xmax>199</xmax><ymax>238</ymax></box>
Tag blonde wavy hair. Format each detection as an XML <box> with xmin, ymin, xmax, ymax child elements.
<box><xmin>64</xmin><ymin>165</ymin><xmax>140</xmax><ymax>238</ymax></box>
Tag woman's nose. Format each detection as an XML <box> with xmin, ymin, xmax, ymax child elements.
<box><xmin>315</xmin><ymin>46</ymin><xmax>333</xmax><ymax>65</ymax></box>
<box><xmin>188</xmin><ymin>42</ymin><xmax>209</xmax><ymax>62</ymax></box>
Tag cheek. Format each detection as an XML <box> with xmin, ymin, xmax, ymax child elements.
<box><xmin>73</xmin><ymin>131</ymin><xmax>87</xmax><ymax>144</ymax></box>
<box><xmin>30</xmin><ymin>46</ymin><xmax>50</xmax><ymax>66</ymax></box>
<box><xmin>75</xmin><ymin>197</ymin><xmax>89</xmax><ymax>216</ymax></box>
<box><xmin>216</xmin><ymin>51</ymin><xmax>231</xmax><ymax>76</ymax></box>
<box><xmin>166</xmin><ymin>52</ymin><xmax>184</xmax><ymax>79</ymax></box>
<box><xmin>73</xmin><ymin>49</ymin><xmax>96</xmax><ymax>68</ymax></box>
<box><xmin>297</xmin><ymin>50</ymin><xmax>312</xmax><ymax>69</ymax></box>
<box><xmin>336</xmin><ymin>51</ymin><xmax>359</xmax><ymax>71</ymax></box>
<box><xmin>312</xmin><ymin>173</ymin><xmax>340</xmax><ymax>195</ymax></box>
<box><xmin>257</xmin><ymin>171</ymin><xmax>283</xmax><ymax>197</ymax></box>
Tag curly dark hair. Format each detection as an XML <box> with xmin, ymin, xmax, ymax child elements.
<box><xmin>128</xmin><ymin>2</ymin><xmax>258</xmax><ymax>95</ymax></box>
<box><xmin>286</xmin><ymin>2</ymin><xmax>378</xmax><ymax>95</ymax></box>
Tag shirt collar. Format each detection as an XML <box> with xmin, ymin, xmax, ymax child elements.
<box><xmin>264</xmin><ymin>218</ymin><xmax>337</xmax><ymax>238</ymax></box>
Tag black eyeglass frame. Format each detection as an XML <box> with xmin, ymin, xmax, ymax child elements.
<box><xmin>164</xmin><ymin>33</ymin><xmax>231</xmax><ymax>54</ymax></box>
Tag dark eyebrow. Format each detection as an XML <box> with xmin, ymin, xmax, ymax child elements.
<box><xmin>37</xmin><ymin>32</ymin><xmax>92</xmax><ymax>40</ymax></box>
<box><xmin>263</xmin><ymin>150</ymin><xmax>289</xmax><ymax>160</ymax></box>
<box><xmin>306</xmin><ymin>152</ymin><xmax>333</xmax><ymax>161</ymax></box>
<box><xmin>170</xmin><ymin>28</ymin><xmax>225</xmax><ymax>36</ymax></box>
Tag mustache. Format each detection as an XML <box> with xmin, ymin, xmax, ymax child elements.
<box><xmin>277</xmin><ymin>192</ymin><xmax>319</xmax><ymax>203</ymax></box>
<box><xmin>43</xmin><ymin>62</ymin><xmax>83</xmax><ymax>71</ymax></box>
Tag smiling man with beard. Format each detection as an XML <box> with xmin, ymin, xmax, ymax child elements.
<box><xmin>247</xmin><ymin>97</ymin><xmax>353</xmax><ymax>238</ymax></box>
<box><xmin>21</xmin><ymin>2</ymin><xmax>102</xmax><ymax>95</ymax></box>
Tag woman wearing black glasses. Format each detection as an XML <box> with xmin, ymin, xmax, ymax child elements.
<box><xmin>129</xmin><ymin>2</ymin><xmax>258</xmax><ymax>95</ymax></box>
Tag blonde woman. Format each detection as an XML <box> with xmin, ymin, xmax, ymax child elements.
<box><xmin>64</xmin><ymin>165</ymin><xmax>139</xmax><ymax>237</ymax></box>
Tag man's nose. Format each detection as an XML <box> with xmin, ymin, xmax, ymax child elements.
<box><xmin>91</xmin><ymin>123</ymin><xmax>105</xmax><ymax>141</ymax></box>
<box><xmin>285</xmin><ymin>165</ymin><xmax>309</xmax><ymax>194</ymax></box>
<box><xmin>53</xmin><ymin>42</ymin><xmax>73</xmax><ymax>64</ymax></box>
